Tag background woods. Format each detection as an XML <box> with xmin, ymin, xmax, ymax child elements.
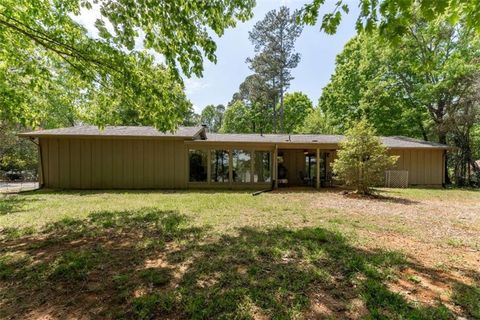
<box><xmin>1</xmin><ymin>0</ymin><xmax>480</xmax><ymax>185</ymax></box>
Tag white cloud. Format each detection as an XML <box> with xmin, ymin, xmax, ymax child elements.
<box><xmin>184</xmin><ymin>78</ymin><xmax>210</xmax><ymax>95</ymax></box>
<box><xmin>70</xmin><ymin>4</ymin><xmax>103</xmax><ymax>38</ymax></box>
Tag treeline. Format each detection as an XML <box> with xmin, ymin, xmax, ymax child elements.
<box><xmin>190</xmin><ymin>7</ymin><xmax>313</xmax><ymax>134</ymax></box>
<box><xmin>311</xmin><ymin>16</ymin><xmax>480</xmax><ymax>186</ymax></box>
<box><xmin>194</xmin><ymin>7</ymin><xmax>480</xmax><ymax>186</ymax></box>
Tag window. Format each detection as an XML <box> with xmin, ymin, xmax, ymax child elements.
<box><xmin>189</xmin><ymin>150</ymin><xmax>208</xmax><ymax>182</ymax></box>
<box><xmin>305</xmin><ymin>154</ymin><xmax>317</xmax><ymax>179</ymax></box>
<box><xmin>232</xmin><ymin>150</ymin><xmax>251</xmax><ymax>182</ymax></box>
<box><xmin>254</xmin><ymin>151</ymin><xmax>271</xmax><ymax>182</ymax></box>
<box><xmin>211</xmin><ymin>150</ymin><xmax>229</xmax><ymax>182</ymax></box>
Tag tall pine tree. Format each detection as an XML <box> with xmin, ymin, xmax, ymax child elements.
<box><xmin>247</xmin><ymin>6</ymin><xmax>303</xmax><ymax>133</ymax></box>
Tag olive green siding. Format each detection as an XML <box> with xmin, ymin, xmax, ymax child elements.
<box><xmin>388</xmin><ymin>149</ymin><xmax>445</xmax><ymax>185</ymax></box>
<box><xmin>40</xmin><ymin>138</ymin><xmax>187</xmax><ymax>189</ymax></box>
<box><xmin>38</xmin><ymin>137</ymin><xmax>445</xmax><ymax>189</ymax></box>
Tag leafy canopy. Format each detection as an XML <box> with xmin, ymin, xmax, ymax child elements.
<box><xmin>220</xmin><ymin>101</ymin><xmax>253</xmax><ymax>133</ymax></box>
<box><xmin>0</xmin><ymin>123</ymin><xmax>37</xmax><ymax>172</ymax></box>
<box><xmin>318</xmin><ymin>16</ymin><xmax>480</xmax><ymax>142</ymax></box>
<box><xmin>332</xmin><ymin>119</ymin><xmax>398</xmax><ymax>195</ymax></box>
<box><xmin>0</xmin><ymin>0</ymin><xmax>255</xmax><ymax>130</ymax></box>
<box><xmin>200</xmin><ymin>105</ymin><xmax>225</xmax><ymax>133</ymax></box>
<box><xmin>300</xmin><ymin>0</ymin><xmax>480</xmax><ymax>38</ymax></box>
<box><xmin>282</xmin><ymin>92</ymin><xmax>314</xmax><ymax>133</ymax></box>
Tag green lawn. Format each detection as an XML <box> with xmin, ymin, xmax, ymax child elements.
<box><xmin>1</xmin><ymin>188</ymin><xmax>479</xmax><ymax>319</ymax></box>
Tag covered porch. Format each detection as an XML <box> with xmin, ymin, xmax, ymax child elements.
<box><xmin>273</xmin><ymin>147</ymin><xmax>335</xmax><ymax>189</ymax></box>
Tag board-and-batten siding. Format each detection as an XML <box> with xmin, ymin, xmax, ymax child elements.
<box><xmin>388</xmin><ymin>149</ymin><xmax>444</xmax><ymax>185</ymax></box>
<box><xmin>40</xmin><ymin>138</ymin><xmax>187</xmax><ymax>189</ymax></box>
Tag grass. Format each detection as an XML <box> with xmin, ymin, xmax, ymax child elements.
<box><xmin>0</xmin><ymin>188</ymin><xmax>479</xmax><ymax>319</ymax></box>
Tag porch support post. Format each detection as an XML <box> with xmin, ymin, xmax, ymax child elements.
<box><xmin>274</xmin><ymin>145</ymin><xmax>278</xmax><ymax>189</ymax></box>
<box><xmin>316</xmin><ymin>148</ymin><xmax>320</xmax><ymax>189</ymax></box>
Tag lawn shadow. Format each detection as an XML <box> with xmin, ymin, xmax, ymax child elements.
<box><xmin>0</xmin><ymin>208</ymin><xmax>478</xmax><ymax>319</ymax></box>
<box><xmin>0</xmin><ymin>195</ymin><xmax>40</xmax><ymax>215</ymax></box>
<box><xmin>23</xmin><ymin>188</ymin><xmax>256</xmax><ymax>196</ymax></box>
<box><xmin>339</xmin><ymin>190</ymin><xmax>420</xmax><ymax>205</ymax></box>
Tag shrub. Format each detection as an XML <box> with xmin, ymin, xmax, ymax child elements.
<box><xmin>332</xmin><ymin>119</ymin><xmax>398</xmax><ymax>195</ymax></box>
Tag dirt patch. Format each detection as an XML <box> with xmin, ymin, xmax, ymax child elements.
<box><xmin>307</xmin><ymin>191</ymin><xmax>480</xmax><ymax>317</ymax></box>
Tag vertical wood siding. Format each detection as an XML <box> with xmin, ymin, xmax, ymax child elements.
<box><xmin>388</xmin><ymin>149</ymin><xmax>444</xmax><ymax>185</ymax></box>
<box><xmin>39</xmin><ymin>137</ymin><xmax>445</xmax><ymax>189</ymax></box>
<box><xmin>40</xmin><ymin>138</ymin><xmax>187</xmax><ymax>189</ymax></box>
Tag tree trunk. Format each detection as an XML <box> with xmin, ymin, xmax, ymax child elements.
<box><xmin>418</xmin><ymin>119</ymin><xmax>428</xmax><ymax>141</ymax></box>
<box><xmin>279</xmin><ymin>25</ymin><xmax>285</xmax><ymax>133</ymax></box>
<box><xmin>279</xmin><ymin>79</ymin><xmax>284</xmax><ymax>133</ymax></box>
<box><xmin>272</xmin><ymin>78</ymin><xmax>277</xmax><ymax>133</ymax></box>
<box><xmin>438</xmin><ymin>132</ymin><xmax>451</xmax><ymax>185</ymax></box>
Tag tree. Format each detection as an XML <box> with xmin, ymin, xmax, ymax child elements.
<box><xmin>446</xmin><ymin>74</ymin><xmax>480</xmax><ymax>186</ymax></box>
<box><xmin>181</xmin><ymin>108</ymin><xmax>201</xmax><ymax>127</ymax></box>
<box><xmin>75</xmin><ymin>55</ymin><xmax>193</xmax><ymax>130</ymax></box>
<box><xmin>248</xmin><ymin>6</ymin><xmax>303</xmax><ymax>132</ymax></box>
<box><xmin>220</xmin><ymin>101</ymin><xmax>253</xmax><ymax>133</ymax></box>
<box><xmin>0</xmin><ymin>0</ymin><xmax>255</xmax><ymax>130</ymax></box>
<box><xmin>229</xmin><ymin>74</ymin><xmax>275</xmax><ymax>133</ymax></box>
<box><xmin>297</xmin><ymin>107</ymin><xmax>336</xmax><ymax>134</ymax></box>
<box><xmin>319</xmin><ymin>16</ymin><xmax>480</xmax><ymax>184</ymax></box>
<box><xmin>200</xmin><ymin>104</ymin><xmax>225</xmax><ymax>132</ymax></box>
<box><xmin>282</xmin><ymin>92</ymin><xmax>314</xmax><ymax>133</ymax></box>
<box><xmin>215</xmin><ymin>104</ymin><xmax>226</xmax><ymax>130</ymax></box>
<box><xmin>300</xmin><ymin>0</ymin><xmax>480</xmax><ymax>38</ymax></box>
<box><xmin>332</xmin><ymin>119</ymin><xmax>398</xmax><ymax>195</ymax></box>
<box><xmin>0</xmin><ymin>122</ymin><xmax>37</xmax><ymax>173</ymax></box>
<box><xmin>318</xmin><ymin>33</ymin><xmax>430</xmax><ymax>138</ymax></box>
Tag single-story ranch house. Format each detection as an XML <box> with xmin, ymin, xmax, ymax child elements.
<box><xmin>20</xmin><ymin>126</ymin><xmax>450</xmax><ymax>189</ymax></box>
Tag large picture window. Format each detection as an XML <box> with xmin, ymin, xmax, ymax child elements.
<box><xmin>211</xmin><ymin>150</ymin><xmax>229</xmax><ymax>182</ymax></box>
<box><xmin>254</xmin><ymin>151</ymin><xmax>271</xmax><ymax>182</ymax></box>
<box><xmin>232</xmin><ymin>150</ymin><xmax>251</xmax><ymax>182</ymax></box>
<box><xmin>189</xmin><ymin>150</ymin><xmax>208</xmax><ymax>182</ymax></box>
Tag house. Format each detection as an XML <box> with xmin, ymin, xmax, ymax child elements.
<box><xmin>19</xmin><ymin>126</ymin><xmax>450</xmax><ymax>189</ymax></box>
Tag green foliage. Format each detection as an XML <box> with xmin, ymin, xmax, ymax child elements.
<box><xmin>318</xmin><ymin>32</ymin><xmax>431</xmax><ymax>137</ymax></box>
<box><xmin>49</xmin><ymin>250</ymin><xmax>98</xmax><ymax>281</ymax></box>
<box><xmin>452</xmin><ymin>283</ymin><xmax>480</xmax><ymax>319</ymax></box>
<box><xmin>332</xmin><ymin>119</ymin><xmax>398</xmax><ymax>194</ymax></box>
<box><xmin>247</xmin><ymin>6</ymin><xmax>303</xmax><ymax>133</ymax></box>
<box><xmin>472</xmin><ymin>124</ymin><xmax>480</xmax><ymax>161</ymax></box>
<box><xmin>132</xmin><ymin>293</ymin><xmax>176</xmax><ymax>319</ymax></box>
<box><xmin>1</xmin><ymin>191</ymin><xmax>479</xmax><ymax>318</ymax></box>
<box><xmin>229</xmin><ymin>74</ymin><xmax>275</xmax><ymax>133</ymax></box>
<box><xmin>78</xmin><ymin>54</ymin><xmax>193</xmax><ymax>130</ymax></box>
<box><xmin>297</xmin><ymin>107</ymin><xmax>336</xmax><ymax>134</ymax></box>
<box><xmin>139</xmin><ymin>268</ymin><xmax>172</xmax><ymax>287</ymax></box>
<box><xmin>320</xmin><ymin>13</ymin><xmax>480</xmax><ymax>184</ymax></box>
<box><xmin>200</xmin><ymin>104</ymin><xmax>225</xmax><ymax>132</ymax></box>
<box><xmin>282</xmin><ymin>92</ymin><xmax>314</xmax><ymax>133</ymax></box>
<box><xmin>182</xmin><ymin>108</ymin><xmax>201</xmax><ymax>127</ymax></box>
<box><xmin>300</xmin><ymin>0</ymin><xmax>480</xmax><ymax>38</ymax></box>
<box><xmin>220</xmin><ymin>101</ymin><xmax>253</xmax><ymax>133</ymax></box>
<box><xmin>0</xmin><ymin>123</ymin><xmax>37</xmax><ymax>172</ymax></box>
<box><xmin>0</xmin><ymin>0</ymin><xmax>255</xmax><ymax>130</ymax></box>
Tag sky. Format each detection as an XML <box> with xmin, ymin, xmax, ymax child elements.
<box><xmin>75</xmin><ymin>0</ymin><xmax>360</xmax><ymax>114</ymax></box>
<box><xmin>184</xmin><ymin>0</ymin><xmax>359</xmax><ymax>113</ymax></box>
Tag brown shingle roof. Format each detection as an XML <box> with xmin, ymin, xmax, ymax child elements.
<box><xmin>19</xmin><ymin>126</ymin><xmax>204</xmax><ymax>139</ymax></box>
<box><xmin>19</xmin><ymin>126</ymin><xmax>450</xmax><ymax>149</ymax></box>
<box><xmin>204</xmin><ymin>133</ymin><xmax>450</xmax><ymax>149</ymax></box>
<box><xmin>205</xmin><ymin>133</ymin><xmax>344</xmax><ymax>144</ymax></box>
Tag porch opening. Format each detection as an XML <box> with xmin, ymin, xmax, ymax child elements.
<box><xmin>276</xmin><ymin>149</ymin><xmax>333</xmax><ymax>188</ymax></box>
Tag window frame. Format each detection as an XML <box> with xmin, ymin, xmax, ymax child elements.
<box><xmin>210</xmin><ymin>149</ymin><xmax>230</xmax><ymax>183</ymax></box>
<box><xmin>253</xmin><ymin>150</ymin><xmax>272</xmax><ymax>183</ymax></box>
<box><xmin>186</xmin><ymin>146</ymin><xmax>273</xmax><ymax>187</ymax></box>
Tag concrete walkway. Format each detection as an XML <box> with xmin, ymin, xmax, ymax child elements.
<box><xmin>0</xmin><ymin>182</ymin><xmax>39</xmax><ymax>193</ymax></box>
